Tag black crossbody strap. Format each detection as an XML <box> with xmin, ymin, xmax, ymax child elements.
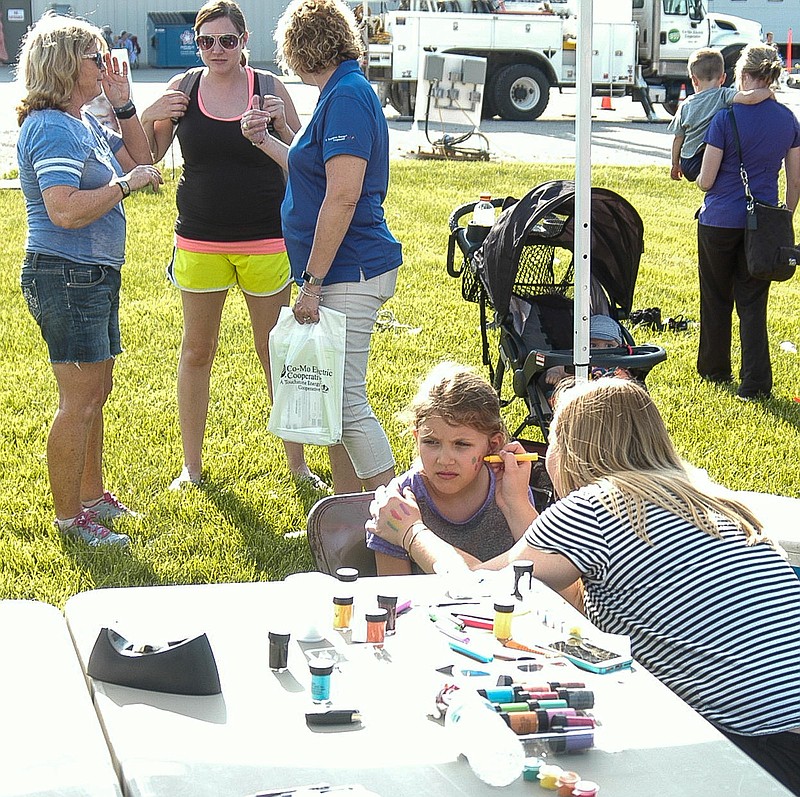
<box><xmin>728</xmin><ymin>108</ymin><xmax>754</xmax><ymax>208</ymax></box>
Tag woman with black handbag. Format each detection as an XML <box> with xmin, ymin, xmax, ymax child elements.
<box><xmin>696</xmin><ymin>44</ymin><xmax>800</xmax><ymax>401</ymax></box>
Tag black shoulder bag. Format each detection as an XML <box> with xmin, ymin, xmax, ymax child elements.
<box><xmin>728</xmin><ymin>108</ymin><xmax>798</xmax><ymax>282</ymax></box>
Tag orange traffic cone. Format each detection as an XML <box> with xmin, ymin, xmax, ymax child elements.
<box><xmin>601</xmin><ymin>94</ymin><xmax>615</xmax><ymax>111</ymax></box>
<box><xmin>679</xmin><ymin>83</ymin><xmax>687</xmax><ymax>101</ymax></box>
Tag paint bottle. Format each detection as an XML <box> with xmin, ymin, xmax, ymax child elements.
<box><xmin>571</xmin><ymin>780</ymin><xmax>600</xmax><ymax>797</ymax></box>
<box><xmin>512</xmin><ymin>560</ymin><xmax>534</xmax><ymax>600</ymax></box>
<box><xmin>308</xmin><ymin>658</ymin><xmax>334</xmax><ymax>704</ymax></box>
<box><xmin>556</xmin><ymin>771</ymin><xmax>581</xmax><ymax>797</ymax></box>
<box><xmin>537</xmin><ymin>764</ymin><xmax>564</xmax><ymax>790</ymax></box>
<box><xmin>445</xmin><ymin>691</ymin><xmax>524</xmax><ymax>787</ymax></box>
<box><xmin>493</xmin><ymin>601</ymin><xmax>515</xmax><ymax>641</ymax></box>
<box><xmin>365</xmin><ymin>608</ymin><xmax>388</xmax><ymax>645</ymax></box>
<box><xmin>333</xmin><ymin>596</ymin><xmax>354</xmax><ymax>630</ymax></box>
<box><xmin>333</xmin><ymin>567</ymin><xmax>359</xmax><ymax>629</ymax></box>
<box><xmin>268</xmin><ymin>630</ymin><xmax>291</xmax><ymax>672</ymax></box>
<box><xmin>377</xmin><ymin>594</ymin><xmax>398</xmax><ymax>635</ymax></box>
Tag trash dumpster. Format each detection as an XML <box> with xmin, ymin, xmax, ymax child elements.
<box><xmin>147</xmin><ymin>12</ymin><xmax>202</xmax><ymax>69</ymax></box>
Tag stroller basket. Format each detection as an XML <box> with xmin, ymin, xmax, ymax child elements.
<box><xmin>446</xmin><ymin>180</ymin><xmax>667</xmax><ymax>439</ymax></box>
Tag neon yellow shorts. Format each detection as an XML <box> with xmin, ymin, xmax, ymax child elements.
<box><xmin>169</xmin><ymin>248</ymin><xmax>292</xmax><ymax>296</ymax></box>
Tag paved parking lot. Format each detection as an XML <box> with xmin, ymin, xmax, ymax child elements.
<box><xmin>1</xmin><ymin>65</ymin><xmax>798</xmax><ymax>174</ymax></box>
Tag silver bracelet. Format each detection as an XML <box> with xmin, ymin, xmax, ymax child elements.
<box><xmin>299</xmin><ymin>285</ymin><xmax>321</xmax><ymax>301</ymax></box>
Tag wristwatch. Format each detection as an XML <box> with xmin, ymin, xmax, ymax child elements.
<box><xmin>302</xmin><ymin>270</ymin><xmax>324</xmax><ymax>286</ymax></box>
<box><xmin>116</xmin><ymin>179</ymin><xmax>131</xmax><ymax>199</ymax></box>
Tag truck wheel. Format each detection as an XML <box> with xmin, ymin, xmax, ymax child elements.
<box><xmin>662</xmin><ymin>100</ymin><xmax>679</xmax><ymax>116</ymax></box>
<box><xmin>389</xmin><ymin>82</ymin><xmax>415</xmax><ymax>118</ymax></box>
<box><xmin>492</xmin><ymin>64</ymin><xmax>549</xmax><ymax>121</ymax></box>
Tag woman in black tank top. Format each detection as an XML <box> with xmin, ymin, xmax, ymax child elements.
<box><xmin>140</xmin><ymin>1</ymin><xmax>329</xmax><ymax>494</ymax></box>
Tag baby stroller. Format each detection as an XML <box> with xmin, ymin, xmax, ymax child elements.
<box><xmin>446</xmin><ymin>179</ymin><xmax>667</xmax><ymax>441</ymax></box>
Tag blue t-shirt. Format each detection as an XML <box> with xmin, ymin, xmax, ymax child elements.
<box><xmin>699</xmin><ymin>102</ymin><xmax>800</xmax><ymax>229</ymax></box>
<box><xmin>17</xmin><ymin>109</ymin><xmax>126</xmax><ymax>267</ymax></box>
<box><xmin>282</xmin><ymin>60</ymin><xmax>402</xmax><ymax>284</ymax></box>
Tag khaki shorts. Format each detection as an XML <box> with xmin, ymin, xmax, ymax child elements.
<box><xmin>168</xmin><ymin>248</ymin><xmax>291</xmax><ymax>296</ymax></box>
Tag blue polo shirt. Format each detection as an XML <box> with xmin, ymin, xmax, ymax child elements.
<box><xmin>699</xmin><ymin>102</ymin><xmax>800</xmax><ymax>229</ymax></box>
<box><xmin>282</xmin><ymin>59</ymin><xmax>402</xmax><ymax>284</ymax></box>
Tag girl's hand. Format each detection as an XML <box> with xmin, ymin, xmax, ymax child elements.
<box><xmin>124</xmin><ymin>164</ymin><xmax>163</xmax><ymax>193</ymax></box>
<box><xmin>241</xmin><ymin>95</ymin><xmax>272</xmax><ymax>147</ymax></box>
<box><xmin>141</xmin><ymin>88</ymin><xmax>190</xmax><ymax>124</ymax></box>
<box><xmin>491</xmin><ymin>441</ymin><xmax>534</xmax><ymax>517</ymax></box>
<box><xmin>101</xmin><ymin>53</ymin><xmax>131</xmax><ymax>108</ymax></box>
<box><xmin>367</xmin><ymin>484</ymin><xmax>422</xmax><ymax>546</ymax></box>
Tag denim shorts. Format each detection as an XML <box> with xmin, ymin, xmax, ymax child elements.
<box><xmin>20</xmin><ymin>252</ymin><xmax>122</xmax><ymax>364</ymax></box>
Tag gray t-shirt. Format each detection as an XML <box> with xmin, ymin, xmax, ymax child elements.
<box><xmin>667</xmin><ymin>86</ymin><xmax>737</xmax><ymax>157</ymax></box>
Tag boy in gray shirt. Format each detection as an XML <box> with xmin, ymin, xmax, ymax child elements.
<box><xmin>669</xmin><ymin>48</ymin><xmax>772</xmax><ymax>182</ymax></box>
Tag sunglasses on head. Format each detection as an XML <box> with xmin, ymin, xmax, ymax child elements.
<box><xmin>195</xmin><ymin>32</ymin><xmax>244</xmax><ymax>51</ymax></box>
<box><xmin>82</xmin><ymin>51</ymin><xmax>104</xmax><ymax>69</ymax></box>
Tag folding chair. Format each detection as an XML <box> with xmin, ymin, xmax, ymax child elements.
<box><xmin>306</xmin><ymin>492</ymin><xmax>377</xmax><ymax>576</ymax></box>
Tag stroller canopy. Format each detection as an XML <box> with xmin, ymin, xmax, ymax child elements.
<box><xmin>473</xmin><ymin>180</ymin><xmax>645</xmax><ymax>320</ymax></box>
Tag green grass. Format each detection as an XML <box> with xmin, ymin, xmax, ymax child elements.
<box><xmin>2</xmin><ymin>162</ymin><xmax>799</xmax><ymax>607</ymax></box>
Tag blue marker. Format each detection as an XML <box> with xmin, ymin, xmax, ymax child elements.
<box><xmin>448</xmin><ymin>641</ymin><xmax>493</xmax><ymax>663</ymax></box>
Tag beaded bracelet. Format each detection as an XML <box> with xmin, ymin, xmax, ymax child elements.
<box><xmin>112</xmin><ymin>99</ymin><xmax>137</xmax><ymax>120</ymax></box>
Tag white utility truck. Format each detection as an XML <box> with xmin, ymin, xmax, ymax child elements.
<box><xmin>363</xmin><ymin>0</ymin><xmax>762</xmax><ymax>119</ymax></box>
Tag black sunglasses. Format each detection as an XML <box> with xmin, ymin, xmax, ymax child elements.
<box><xmin>82</xmin><ymin>51</ymin><xmax>104</xmax><ymax>69</ymax></box>
<box><xmin>195</xmin><ymin>33</ymin><xmax>243</xmax><ymax>51</ymax></box>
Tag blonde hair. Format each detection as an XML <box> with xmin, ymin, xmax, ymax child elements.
<box><xmin>16</xmin><ymin>13</ymin><xmax>105</xmax><ymax>126</ymax></box>
<box><xmin>550</xmin><ymin>378</ymin><xmax>765</xmax><ymax>544</ymax></box>
<box><xmin>401</xmin><ymin>362</ymin><xmax>508</xmax><ymax>442</ymax></box>
<box><xmin>735</xmin><ymin>44</ymin><xmax>783</xmax><ymax>87</ymax></box>
<box><xmin>276</xmin><ymin>0</ymin><xmax>363</xmax><ymax>76</ymax></box>
<box><xmin>195</xmin><ymin>0</ymin><xmax>249</xmax><ymax>68</ymax></box>
<box><xmin>688</xmin><ymin>48</ymin><xmax>724</xmax><ymax>82</ymax></box>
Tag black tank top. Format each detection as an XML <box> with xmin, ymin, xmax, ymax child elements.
<box><xmin>175</xmin><ymin>69</ymin><xmax>285</xmax><ymax>242</ymax></box>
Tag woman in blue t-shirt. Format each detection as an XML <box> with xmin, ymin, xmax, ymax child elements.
<box><xmin>17</xmin><ymin>14</ymin><xmax>161</xmax><ymax>547</ymax></box>
<box><xmin>696</xmin><ymin>44</ymin><xmax>800</xmax><ymax>400</ymax></box>
<box><xmin>242</xmin><ymin>0</ymin><xmax>402</xmax><ymax>494</ymax></box>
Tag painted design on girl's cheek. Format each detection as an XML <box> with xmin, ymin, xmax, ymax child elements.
<box><xmin>471</xmin><ymin>456</ymin><xmax>478</xmax><ymax>465</ymax></box>
<box><xmin>400</xmin><ymin>504</ymin><xmax>412</xmax><ymax>516</ymax></box>
<box><xmin>387</xmin><ymin>519</ymin><xmax>402</xmax><ymax>533</ymax></box>
<box><xmin>390</xmin><ymin>509</ymin><xmax>403</xmax><ymax>521</ymax></box>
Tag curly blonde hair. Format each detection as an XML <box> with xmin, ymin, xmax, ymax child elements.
<box><xmin>16</xmin><ymin>13</ymin><xmax>105</xmax><ymax>126</ymax></box>
<box><xmin>550</xmin><ymin>378</ymin><xmax>765</xmax><ymax>544</ymax></box>
<box><xmin>275</xmin><ymin>0</ymin><xmax>363</xmax><ymax>76</ymax></box>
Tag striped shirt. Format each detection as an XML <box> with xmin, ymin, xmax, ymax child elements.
<box><xmin>525</xmin><ymin>484</ymin><xmax>800</xmax><ymax>736</ymax></box>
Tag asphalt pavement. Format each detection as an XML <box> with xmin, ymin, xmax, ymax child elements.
<box><xmin>1</xmin><ymin>65</ymin><xmax>798</xmax><ymax>175</ymax></box>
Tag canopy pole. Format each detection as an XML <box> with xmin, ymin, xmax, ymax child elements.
<box><xmin>573</xmin><ymin>0</ymin><xmax>592</xmax><ymax>382</ymax></box>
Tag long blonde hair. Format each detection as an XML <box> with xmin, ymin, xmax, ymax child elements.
<box><xmin>16</xmin><ymin>14</ymin><xmax>105</xmax><ymax>126</ymax></box>
<box><xmin>550</xmin><ymin>378</ymin><xmax>765</xmax><ymax>543</ymax></box>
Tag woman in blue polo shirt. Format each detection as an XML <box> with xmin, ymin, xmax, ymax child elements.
<box><xmin>696</xmin><ymin>44</ymin><xmax>800</xmax><ymax>400</ymax></box>
<box><xmin>242</xmin><ymin>0</ymin><xmax>402</xmax><ymax>493</ymax></box>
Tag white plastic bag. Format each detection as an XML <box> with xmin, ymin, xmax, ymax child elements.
<box><xmin>268</xmin><ymin>306</ymin><xmax>346</xmax><ymax>445</ymax></box>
